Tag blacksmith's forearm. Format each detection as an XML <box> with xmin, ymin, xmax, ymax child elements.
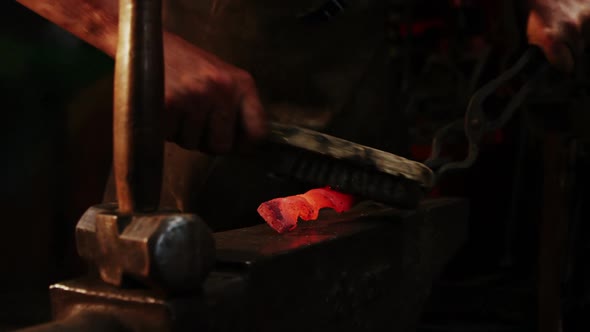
<box><xmin>16</xmin><ymin>0</ymin><xmax>119</xmax><ymax>57</ymax></box>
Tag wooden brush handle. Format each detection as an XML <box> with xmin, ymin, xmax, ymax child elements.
<box><xmin>113</xmin><ymin>0</ymin><xmax>165</xmax><ymax>213</ymax></box>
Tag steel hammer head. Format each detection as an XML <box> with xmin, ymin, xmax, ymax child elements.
<box><xmin>76</xmin><ymin>204</ymin><xmax>215</xmax><ymax>293</ymax></box>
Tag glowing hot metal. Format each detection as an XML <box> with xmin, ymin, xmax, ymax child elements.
<box><xmin>257</xmin><ymin>187</ymin><xmax>355</xmax><ymax>233</ymax></box>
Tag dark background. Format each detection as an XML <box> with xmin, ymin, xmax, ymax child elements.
<box><xmin>0</xmin><ymin>1</ymin><xmax>113</xmax><ymax>327</ymax></box>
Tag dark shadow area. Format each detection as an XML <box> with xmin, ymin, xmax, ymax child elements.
<box><xmin>0</xmin><ymin>2</ymin><xmax>113</xmax><ymax>328</ymax></box>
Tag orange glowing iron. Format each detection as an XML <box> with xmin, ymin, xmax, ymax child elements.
<box><xmin>257</xmin><ymin>187</ymin><xmax>355</xmax><ymax>233</ymax></box>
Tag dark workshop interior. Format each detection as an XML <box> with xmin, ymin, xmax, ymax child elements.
<box><xmin>2</xmin><ymin>0</ymin><xmax>590</xmax><ymax>331</ymax></box>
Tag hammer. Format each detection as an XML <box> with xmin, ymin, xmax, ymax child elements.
<box><xmin>113</xmin><ymin>0</ymin><xmax>165</xmax><ymax>213</ymax></box>
<box><xmin>75</xmin><ymin>0</ymin><xmax>215</xmax><ymax>293</ymax></box>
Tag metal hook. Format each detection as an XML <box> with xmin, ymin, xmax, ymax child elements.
<box><xmin>425</xmin><ymin>47</ymin><xmax>549</xmax><ymax>185</ymax></box>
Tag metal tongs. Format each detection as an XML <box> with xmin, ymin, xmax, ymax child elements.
<box><xmin>424</xmin><ymin>47</ymin><xmax>550</xmax><ymax>184</ymax></box>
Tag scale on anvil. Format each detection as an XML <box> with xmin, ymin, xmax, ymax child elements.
<box><xmin>15</xmin><ymin>0</ymin><xmax>468</xmax><ymax>331</ymax></box>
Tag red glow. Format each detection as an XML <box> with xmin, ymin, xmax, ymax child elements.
<box><xmin>399</xmin><ymin>19</ymin><xmax>446</xmax><ymax>37</ymax></box>
<box><xmin>410</xmin><ymin>144</ymin><xmax>433</xmax><ymax>162</ymax></box>
<box><xmin>257</xmin><ymin>187</ymin><xmax>355</xmax><ymax>234</ymax></box>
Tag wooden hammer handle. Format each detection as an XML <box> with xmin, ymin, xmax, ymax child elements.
<box><xmin>113</xmin><ymin>0</ymin><xmax>165</xmax><ymax>213</ymax></box>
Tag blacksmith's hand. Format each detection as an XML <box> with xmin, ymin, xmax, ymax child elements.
<box><xmin>164</xmin><ymin>34</ymin><xmax>267</xmax><ymax>154</ymax></box>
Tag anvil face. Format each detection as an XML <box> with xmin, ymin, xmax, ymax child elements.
<box><xmin>50</xmin><ymin>199</ymin><xmax>468</xmax><ymax>332</ymax></box>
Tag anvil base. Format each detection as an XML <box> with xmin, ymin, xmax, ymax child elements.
<box><xmin>18</xmin><ymin>198</ymin><xmax>468</xmax><ymax>332</ymax></box>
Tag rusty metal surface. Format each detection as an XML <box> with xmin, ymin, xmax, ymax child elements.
<box><xmin>76</xmin><ymin>203</ymin><xmax>215</xmax><ymax>292</ymax></box>
<box><xmin>268</xmin><ymin>122</ymin><xmax>434</xmax><ymax>188</ymax></box>
<box><xmin>20</xmin><ymin>275</ymin><xmax>233</xmax><ymax>332</ymax></box>
<box><xmin>48</xmin><ymin>279</ymin><xmax>184</xmax><ymax>332</ymax></box>
<box><xmin>20</xmin><ymin>198</ymin><xmax>468</xmax><ymax>332</ymax></box>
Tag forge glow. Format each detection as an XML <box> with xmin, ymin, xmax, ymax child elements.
<box><xmin>257</xmin><ymin>187</ymin><xmax>355</xmax><ymax>234</ymax></box>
